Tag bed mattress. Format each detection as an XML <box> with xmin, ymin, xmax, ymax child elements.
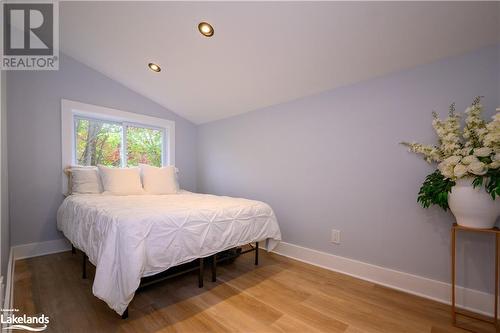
<box><xmin>56</xmin><ymin>191</ymin><xmax>281</xmax><ymax>315</ymax></box>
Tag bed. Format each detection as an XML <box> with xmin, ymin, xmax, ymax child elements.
<box><xmin>56</xmin><ymin>190</ymin><xmax>282</xmax><ymax>317</ymax></box>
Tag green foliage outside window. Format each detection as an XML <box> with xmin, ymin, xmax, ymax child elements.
<box><xmin>75</xmin><ymin>118</ymin><xmax>163</xmax><ymax>167</ymax></box>
<box><xmin>126</xmin><ymin>126</ymin><xmax>162</xmax><ymax>167</ymax></box>
<box><xmin>76</xmin><ymin>119</ymin><xmax>122</xmax><ymax>166</ymax></box>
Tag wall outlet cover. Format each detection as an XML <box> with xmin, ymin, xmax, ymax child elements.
<box><xmin>331</xmin><ymin>229</ymin><xmax>340</xmax><ymax>244</ymax></box>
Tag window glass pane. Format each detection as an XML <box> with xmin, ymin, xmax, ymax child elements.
<box><xmin>126</xmin><ymin>126</ymin><xmax>163</xmax><ymax>167</ymax></box>
<box><xmin>75</xmin><ymin>118</ymin><xmax>122</xmax><ymax>166</ymax></box>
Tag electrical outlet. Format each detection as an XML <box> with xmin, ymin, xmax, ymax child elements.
<box><xmin>331</xmin><ymin>229</ymin><xmax>341</xmax><ymax>244</ymax></box>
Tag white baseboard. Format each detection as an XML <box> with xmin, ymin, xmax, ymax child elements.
<box><xmin>273</xmin><ymin>241</ymin><xmax>494</xmax><ymax>317</ymax></box>
<box><xmin>0</xmin><ymin>276</ymin><xmax>4</xmax><ymax>310</ymax></box>
<box><xmin>12</xmin><ymin>238</ymin><xmax>71</xmax><ymax>261</ymax></box>
<box><xmin>4</xmin><ymin>249</ymin><xmax>13</xmax><ymax>310</ymax></box>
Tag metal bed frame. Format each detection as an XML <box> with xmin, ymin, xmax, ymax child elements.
<box><xmin>73</xmin><ymin>241</ymin><xmax>260</xmax><ymax>319</ymax></box>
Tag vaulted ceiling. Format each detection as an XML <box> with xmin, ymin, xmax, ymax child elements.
<box><xmin>60</xmin><ymin>2</ymin><xmax>500</xmax><ymax>124</ymax></box>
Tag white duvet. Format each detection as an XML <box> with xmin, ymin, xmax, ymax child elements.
<box><xmin>56</xmin><ymin>191</ymin><xmax>281</xmax><ymax>315</ymax></box>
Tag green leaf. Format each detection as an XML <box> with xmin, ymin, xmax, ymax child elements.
<box><xmin>417</xmin><ymin>170</ymin><xmax>455</xmax><ymax>210</ymax></box>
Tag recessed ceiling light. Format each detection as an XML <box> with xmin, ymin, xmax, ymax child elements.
<box><xmin>198</xmin><ymin>22</ymin><xmax>214</xmax><ymax>37</ymax></box>
<box><xmin>148</xmin><ymin>63</ymin><xmax>161</xmax><ymax>72</ymax></box>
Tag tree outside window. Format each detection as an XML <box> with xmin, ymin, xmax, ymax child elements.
<box><xmin>75</xmin><ymin>118</ymin><xmax>163</xmax><ymax>167</ymax></box>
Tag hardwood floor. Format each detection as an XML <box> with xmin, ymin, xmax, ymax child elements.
<box><xmin>14</xmin><ymin>250</ymin><xmax>495</xmax><ymax>333</ymax></box>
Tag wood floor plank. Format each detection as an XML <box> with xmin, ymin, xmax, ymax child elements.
<box><xmin>270</xmin><ymin>315</ymin><xmax>323</xmax><ymax>333</ymax></box>
<box><xmin>13</xmin><ymin>250</ymin><xmax>496</xmax><ymax>333</ymax></box>
<box><xmin>269</xmin><ymin>268</ymin><xmax>434</xmax><ymax>332</ymax></box>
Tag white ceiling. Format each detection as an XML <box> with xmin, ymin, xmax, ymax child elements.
<box><xmin>60</xmin><ymin>2</ymin><xmax>500</xmax><ymax>124</ymax></box>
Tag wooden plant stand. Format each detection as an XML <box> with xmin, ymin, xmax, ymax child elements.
<box><xmin>451</xmin><ymin>223</ymin><xmax>499</xmax><ymax>331</ymax></box>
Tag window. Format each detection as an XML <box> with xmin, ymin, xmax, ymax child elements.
<box><xmin>74</xmin><ymin>117</ymin><xmax>164</xmax><ymax>167</ymax></box>
<box><xmin>62</xmin><ymin>99</ymin><xmax>175</xmax><ymax>193</ymax></box>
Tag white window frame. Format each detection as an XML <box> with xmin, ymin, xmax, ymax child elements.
<box><xmin>61</xmin><ymin>99</ymin><xmax>175</xmax><ymax>193</ymax></box>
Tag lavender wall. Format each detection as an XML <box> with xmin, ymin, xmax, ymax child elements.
<box><xmin>1</xmin><ymin>71</ymin><xmax>9</xmax><ymax>278</ymax></box>
<box><xmin>197</xmin><ymin>45</ymin><xmax>500</xmax><ymax>292</ymax></box>
<box><xmin>7</xmin><ymin>54</ymin><xmax>197</xmax><ymax>246</ymax></box>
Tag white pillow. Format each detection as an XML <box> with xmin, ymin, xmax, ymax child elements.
<box><xmin>97</xmin><ymin>165</ymin><xmax>145</xmax><ymax>195</ymax></box>
<box><xmin>140</xmin><ymin>164</ymin><xmax>179</xmax><ymax>194</ymax></box>
<box><xmin>69</xmin><ymin>166</ymin><xmax>103</xmax><ymax>194</ymax></box>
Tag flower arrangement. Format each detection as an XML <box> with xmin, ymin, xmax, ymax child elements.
<box><xmin>402</xmin><ymin>97</ymin><xmax>500</xmax><ymax>210</ymax></box>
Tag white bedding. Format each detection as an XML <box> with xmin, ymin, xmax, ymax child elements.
<box><xmin>56</xmin><ymin>191</ymin><xmax>281</xmax><ymax>315</ymax></box>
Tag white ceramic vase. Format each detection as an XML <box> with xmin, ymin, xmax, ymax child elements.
<box><xmin>448</xmin><ymin>178</ymin><xmax>500</xmax><ymax>229</ymax></box>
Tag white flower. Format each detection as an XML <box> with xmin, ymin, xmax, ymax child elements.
<box><xmin>438</xmin><ymin>162</ymin><xmax>454</xmax><ymax>179</ymax></box>
<box><xmin>484</xmin><ymin>112</ymin><xmax>500</xmax><ymax>150</ymax></box>
<box><xmin>401</xmin><ymin>142</ymin><xmax>443</xmax><ymax>163</ymax></box>
<box><xmin>463</xmin><ymin>100</ymin><xmax>487</xmax><ymax>148</ymax></box>
<box><xmin>444</xmin><ymin>156</ymin><xmax>461</xmax><ymax>165</ymax></box>
<box><xmin>489</xmin><ymin>160</ymin><xmax>500</xmax><ymax>169</ymax></box>
<box><xmin>474</xmin><ymin>147</ymin><xmax>493</xmax><ymax>157</ymax></box>
<box><xmin>402</xmin><ymin>98</ymin><xmax>499</xmax><ymax>179</ymax></box>
<box><xmin>461</xmin><ymin>155</ymin><xmax>479</xmax><ymax>165</ymax></box>
<box><xmin>453</xmin><ymin>164</ymin><xmax>468</xmax><ymax>178</ymax></box>
<box><xmin>460</xmin><ymin>147</ymin><xmax>473</xmax><ymax>156</ymax></box>
<box><xmin>468</xmin><ymin>161</ymin><xmax>487</xmax><ymax>175</ymax></box>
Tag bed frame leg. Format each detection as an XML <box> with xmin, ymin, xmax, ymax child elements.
<box><xmin>211</xmin><ymin>254</ymin><xmax>217</xmax><ymax>282</ymax></box>
<box><xmin>198</xmin><ymin>258</ymin><xmax>204</xmax><ymax>288</ymax></box>
<box><xmin>71</xmin><ymin>245</ymin><xmax>76</xmax><ymax>254</ymax></box>
<box><xmin>82</xmin><ymin>253</ymin><xmax>87</xmax><ymax>279</ymax></box>
<box><xmin>255</xmin><ymin>242</ymin><xmax>259</xmax><ymax>266</ymax></box>
<box><xmin>121</xmin><ymin>307</ymin><xmax>128</xmax><ymax>319</ymax></box>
